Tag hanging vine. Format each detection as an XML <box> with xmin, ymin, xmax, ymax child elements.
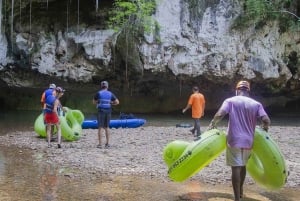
<box><xmin>108</xmin><ymin>0</ymin><xmax>157</xmax><ymax>85</ymax></box>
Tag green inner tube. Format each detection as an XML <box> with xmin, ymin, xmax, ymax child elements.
<box><xmin>33</xmin><ymin>108</ymin><xmax>85</xmax><ymax>141</ymax></box>
<box><xmin>246</xmin><ymin>128</ymin><xmax>288</xmax><ymax>190</ymax></box>
<box><xmin>163</xmin><ymin>129</ymin><xmax>226</xmax><ymax>182</ymax></box>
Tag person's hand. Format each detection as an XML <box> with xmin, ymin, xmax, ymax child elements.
<box><xmin>261</xmin><ymin>125</ymin><xmax>269</xmax><ymax>132</ymax></box>
<box><xmin>207</xmin><ymin>124</ymin><xmax>215</xmax><ymax>131</ymax></box>
<box><xmin>111</xmin><ymin>101</ymin><xmax>118</xmax><ymax>105</ymax></box>
<box><xmin>182</xmin><ymin>109</ymin><xmax>186</xmax><ymax>114</ymax></box>
<box><xmin>207</xmin><ymin>121</ymin><xmax>217</xmax><ymax>131</ymax></box>
<box><xmin>62</xmin><ymin>107</ymin><xmax>68</xmax><ymax>112</ymax></box>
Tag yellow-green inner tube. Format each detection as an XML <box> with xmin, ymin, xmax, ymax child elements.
<box><xmin>246</xmin><ymin>128</ymin><xmax>288</xmax><ymax>190</ymax></box>
<box><xmin>163</xmin><ymin>129</ymin><xmax>226</xmax><ymax>182</ymax></box>
<box><xmin>34</xmin><ymin>108</ymin><xmax>84</xmax><ymax>141</ymax></box>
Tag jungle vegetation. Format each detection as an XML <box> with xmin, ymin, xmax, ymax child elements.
<box><xmin>234</xmin><ymin>0</ymin><xmax>300</xmax><ymax>31</ymax></box>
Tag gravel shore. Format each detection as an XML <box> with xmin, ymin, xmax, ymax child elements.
<box><xmin>0</xmin><ymin>126</ymin><xmax>299</xmax><ymax>188</ymax></box>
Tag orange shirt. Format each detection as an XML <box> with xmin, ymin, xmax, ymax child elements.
<box><xmin>188</xmin><ymin>92</ymin><xmax>205</xmax><ymax>118</ymax></box>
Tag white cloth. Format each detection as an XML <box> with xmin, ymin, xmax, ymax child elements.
<box><xmin>226</xmin><ymin>146</ymin><xmax>251</xmax><ymax>166</ymax></box>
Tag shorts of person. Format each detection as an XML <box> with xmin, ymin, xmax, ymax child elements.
<box><xmin>97</xmin><ymin>108</ymin><xmax>111</xmax><ymax>128</ymax></box>
<box><xmin>44</xmin><ymin>113</ymin><xmax>59</xmax><ymax>125</ymax></box>
<box><xmin>226</xmin><ymin>146</ymin><xmax>251</xmax><ymax>166</ymax></box>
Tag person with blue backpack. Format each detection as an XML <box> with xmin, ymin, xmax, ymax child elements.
<box><xmin>40</xmin><ymin>84</ymin><xmax>57</xmax><ymax>138</ymax></box>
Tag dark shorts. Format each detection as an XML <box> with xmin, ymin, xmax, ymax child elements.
<box><xmin>97</xmin><ymin>108</ymin><xmax>111</xmax><ymax>128</ymax></box>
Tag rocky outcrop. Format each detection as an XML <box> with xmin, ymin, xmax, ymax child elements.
<box><xmin>0</xmin><ymin>0</ymin><xmax>299</xmax><ymax>113</ymax></box>
<box><xmin>142</xmin><ymin>0</ymin><xmax>297</xmax><ymax>82</ymax></box>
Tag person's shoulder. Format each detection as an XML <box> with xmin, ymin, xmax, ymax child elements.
<box><xmin>235</xmin><ymin>96</ymin><xmax>262</xmax><ymax>105</ymax></box>
<box><xmin>194</xmin><ymin>93</ymin><xmax>204</xmax><ymax>99</ymax></box>
<box><xmin>222</xmin><ymin>96</ymin><xmax>237</xmax><ymax>103</ymax></box>
<box><xmin>242</xmin><ymin>96</ymin><xmax>258</xmax><ymax>103</ymax></box>
<box><xmin>94</xmin><ymin>91</ymin><xmax>100</xmax><ymax>97</ymax></box>
<box><xmin>106</xmin><ymin>90</ymin><xmax>115</xmax><ymax>95</ymax></box>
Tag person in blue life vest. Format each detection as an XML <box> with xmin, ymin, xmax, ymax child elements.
<box><xmin>208</xmin><ymin>80</ymin><xmax>271</xmax><ymax>201</ymax></box>
<box><xmin>41</xmin><ymin>83</ymin><xmax>57</xmax><ymax>109</ymax></box>
<box><xmin>44</xmin><ymin>87</ymin><xmax>65</xmax><ymax>148</ymax></box>
<box><xmin>41</xmin><ymin>83</ymin><xmax>57</xmax><ymax>136</ymax></box>
<box><xmin>93</xmin><ymin>81</ymin><xmax>119</xmax><ymax>149</ymax></box>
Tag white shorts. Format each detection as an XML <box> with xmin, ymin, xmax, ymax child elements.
<box><xmin>226</xmin><ymin>146</ymin><xmax>251</xmax><ymax>166</ymax></box>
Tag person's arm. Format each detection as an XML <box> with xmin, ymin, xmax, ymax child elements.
<box><xmin>202</xmin><ymin>96</ymin><xmax>205</xmax><ymax>117</ymax></box>
<box><xmin>53</xmin><ymin>100</ymin><xmax>59</xmax><ymax>115</ymax></box>
<box><xmin>93</xmin><ymin>93</ymin><xmax>98</xmax><ymax>105</ymax></box>
<box><xmin>208</xmin><ymin>109</ymin><xmax>227</xmax><ymax>130</ymax></box>
<box><xmin>182</xmin><ymin>104</ymin><xmax>191</xmax><ymax>113</ymax></box>
<box><xmin>41</xmin><ymin>93</ymin><xmax>45</xmax><ymax>108</ymax></box>
<box><xmin>111</xmin><ymin>98</ymin><xmax>119</xmax><ymax>105</ymax></box>
<box><xmin>261</xmin><ymin>115</ymin><xmax>271</xmax><ymax>132</ymax></box>
<box><xmin>57</xmin><ymin>100</ymin><xmax>67</xmax><ymax>113</ymax></box>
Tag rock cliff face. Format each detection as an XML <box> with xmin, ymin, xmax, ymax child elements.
<box><xmin>0</xmin><ymin>0</ymin><xmax>299</xmax><ymax>113</ymax></box>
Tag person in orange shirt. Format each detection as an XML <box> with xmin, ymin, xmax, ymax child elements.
<box><xmin>182</xmin><ymin>86</ymin><xmax>205</xmax><ymax>140</ymax></box>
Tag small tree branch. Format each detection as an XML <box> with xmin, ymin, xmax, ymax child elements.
<box><xmin>270</xmin><ymin>10</ymin><xmax>300</xmax><ymax>20</ymax></box>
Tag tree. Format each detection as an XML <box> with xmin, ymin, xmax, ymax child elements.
<box><xmin>108</xmin><ymin>0</ymin><xmax>157</xmax><ymax>84</ymax></box>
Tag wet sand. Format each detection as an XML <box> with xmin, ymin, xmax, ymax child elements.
<box><xmin>0</xmin><ymin>126</ymin><xmax>299</xmax><ymax>201</ymax></box>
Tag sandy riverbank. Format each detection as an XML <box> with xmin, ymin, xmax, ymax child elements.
<box><xmin>0</xmin><ymin>125</ymin><xmax>299</xmax><ymax>189</ymax></box>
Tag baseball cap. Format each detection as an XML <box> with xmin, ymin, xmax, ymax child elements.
<box><xmin>236</xmin><ymin>80</ymin><xmax>250</xmax><ymax>91</ymax></box>
<box><xmin>49</xmin><ymin>83</ymin><xmax>56</xmax><ymax>89</ymax></box>
<box><xmin>101</xmin><ymin>81</ymin><xmax>109</xmax><ymax>88</ymax></box>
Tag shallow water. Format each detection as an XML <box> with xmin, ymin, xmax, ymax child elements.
<box><xmin>0</xmin><ymin>145</ymin><xmax>298</xmax><ymax>201</ymax></box>
<box><xmin>1</xmin><ymin>110</ymin><xmax>299</xmax><ymax>135</ymax></box>
<box><xmin>0</xmin><ymin>110</ymin><xmax>299</xmax><ymax>200</ymax></box>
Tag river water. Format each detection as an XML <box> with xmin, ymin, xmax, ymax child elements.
<box><xmin>0</xmin><ymin>110</ymin><xmax>299</xmax><ymax>201</ymax></box>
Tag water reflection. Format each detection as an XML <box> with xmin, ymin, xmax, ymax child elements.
<box><xmin>0</xmin><ymin>151</ymin><xmax>5</xmax><ymax>180</ymax></box>
<box><xmin>0</xmin><ymin>110</ymin><xmax>40</xmax><ymax>136</ymax></box>
<box><xmin>0</xmin><ymin>146</ymin><xmax>42</xmax><ymax>200</ymax></box>
<box><xmin>0</xmin><ymin>111</ymin><xmax>299</xmax><ymax>200</ymax></box>
<box><xmin>0</xmin><ymin>146</ymin><xmax>298</xmax><ymax>201</ymax></box>
<box><xmin>40</xmin><ymin>163</ymin><xmax>59</xmax><ymax>201</ymax></box>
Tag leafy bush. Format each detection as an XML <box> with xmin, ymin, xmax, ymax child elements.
<box><xmin>233</xmin><ymin>0</ymin><xmax>300</xmax><ymax>31</ymax></box>
<box><xmin>108</xmin><ymin>0</ymin><xmax>157</xmax><ymax>34</ymax></box>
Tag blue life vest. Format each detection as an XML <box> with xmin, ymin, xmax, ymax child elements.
<box><xmin>44</xmin><ymin>88</ymin><xmax>54</xmax><ymax>99</ymax></box>
<box><xmin>97</xmin><ymin>90</ymin><xmax>113</xmax><ymax>109</ymax></box>
<box><xmin>45</xmin><ymin>95</ymin><xmax>57</xmax><ymax>113</ymax></box>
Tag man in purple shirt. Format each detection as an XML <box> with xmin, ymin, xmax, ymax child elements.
<box><xmin>208</xmin><ymin>80</ymin><xmax>270</xmax><ymax>201</ymax></box>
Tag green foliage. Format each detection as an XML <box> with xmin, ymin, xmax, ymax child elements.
<box><xmin>245</xmin><ymin>0</ymin><xmax>268</xmax><ymax>20</ymax></box>
<box><xmin>108</xmin><ymin>0</ymin><xmax>158</xmax><ymax>84</ymax></box>
<box><xmin>233</xmin><ymin>0</ymin><xmax>300</xmax><ymax>31</ymax></box>
<box><xmin>108</xmin><ymin>0</ymin><xmax>157</xmax><ymax>34</ymax></box>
